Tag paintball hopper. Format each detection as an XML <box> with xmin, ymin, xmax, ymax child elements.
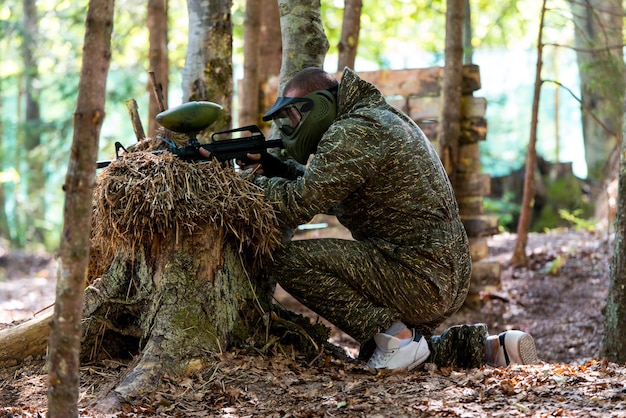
<box><xmin>156</xmin><ymin>101</ymin><xmax>223</xmax><ymax>134</ymax></box>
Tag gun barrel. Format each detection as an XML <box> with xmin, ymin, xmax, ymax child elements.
<box><xmin>96</xmin><ymin>160</ymin><xmax>112</xmax><ymax>169</ymax></box>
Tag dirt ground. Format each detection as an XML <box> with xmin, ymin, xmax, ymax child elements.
<box><xmin>1</xmin><ymin>223</ymin><xmax>625</xmax><ymax>417</ymax></box>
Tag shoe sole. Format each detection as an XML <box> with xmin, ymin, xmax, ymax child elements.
<box><xmin>406</xmin><ymin>350</ymin><xmax>430</xmax><ymax>371</ymax></box>
<box><xmin>516</xmin><ymin>333</ymin><xmax>538</xmax><ymax>365</ymax></box>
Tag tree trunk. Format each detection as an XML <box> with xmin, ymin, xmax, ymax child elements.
<box><xmin>47</xmin><ymin>0</ymin><xmax>114</xmax><ymax>416</ymax></box>
<box><xmin>510</xmin><ymin>0</ymin><xmax>546</xmax><ymax>266</ymax></box>
<box><xmin>147</xmin><ymin>0</ymin><xmax>169</xmax><ymax>136</ymax></box>
<box><xmin>258</xmin><ymin>0</ymin><xmax>282</xmax><ymax>123</ymax></box>
<box><xmin>21</xmin><ymin>0</ymin><xmax>45</xmax><ymax>244</ymax></box>
<box><xmin>0</xmin><ymin>75</ymin><xmax>10</xmax><ymax>240</ymax></box>
<box><xmin>569</xmin><ymin>0</ymin><xmax>624</xmax><ymax>183</ymax></box>
<box><xmin>337</xmin><ymin>0</ymin><xmax>362</xmax><ymax>71</ymax></box>
<box><xmin>462</xmin><ymin>0</ymin><xmax>472</xmax><ymax>64</ymax></box>
<box><xmin>259</xmin><ymin>0</ymin><xmax>282</xmax><ymax>78</ymax></box>
<box><xmin>0</xmin><ymin>310</ymin><xmax>52</xmax><ymax>365</ymax></box>
<box><xmin>601</xmin><ymin>94</ymin><xmax>626</xmax><ymax>363</ymax></box>
<box><xmin>82</xmin><ymin>153</ymin><xmax>282</xmax><ymax>411</ymax></box>
<box><xmin>277</xmin><ymin>0</ymin><xmax>329</xmax><ymax>93</ymax></box>
<box><xmin>182</xmin><ymin>0</ymin><xmax>232</xmax><ymax>132</ymax></box>
<box><xmin>438</xmin><ymin>0</ymin><xmax>465</xmax><ymax>187</ymax></box>
<box><xmin>239</xmin><ymin>0</ymin><xmax>261</xmax><ymax>126</ymax></box>
<box><xmin>87</xmin><ymin>225</ymin><xmax>270</xmax><ymax>410</ymax></box>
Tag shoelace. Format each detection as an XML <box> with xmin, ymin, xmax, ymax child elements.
<box><xmin>366</xmin><ymin>348</ymin><xmax>395</xmax><ymax>367</ymax></box>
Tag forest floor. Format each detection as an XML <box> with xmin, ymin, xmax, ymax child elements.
<box><xmin>1</xmin><ymin>222</ymin><xmax>625</xmax><ymax>417</ymax></box>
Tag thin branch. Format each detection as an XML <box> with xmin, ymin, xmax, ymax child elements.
<box><xmin>543</xmin><ymin>42</ymin><xmax>625</xmax><ymax>52</ymax></box>
<box><xmin>544</xmin><ymin>79</ymin><xmax>619</xmax><ymax>139</ymax></box>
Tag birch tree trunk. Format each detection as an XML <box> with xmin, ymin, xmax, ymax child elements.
<box><xmin>183</xmin><ymin>0</ymin><xmax>232</xmax><ymax>132</ymax></box>
<box><xmin>239</xmin><ymin>0</ymin><xmax>261</xmax><ymax>126</ymax></box>
<box><xmin>276</xmin><ymin>0</ymin><xmax>329</xmax><ymax>93</ymax></box>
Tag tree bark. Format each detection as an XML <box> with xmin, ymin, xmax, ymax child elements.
<box><xmin>81</xmin><ymin>153</ymin><xmax>283</xmax><ymax>411</ymax></box>
<box><xmin>510</xmin><ymin>0</ymin><xmax>546</xmax><ymax>266</ymax></box>
<box><xmin>569</xmin><ymin>0</ymin><xmax>624</xmax><ymax>183</ymax></box>
<box><xmin>22</xmin><ymin>0</ymin><xmax>45</xmax><ymax>244</ymax></box>
<box><xmin>0</xmin><ymin>310</ymin><xmax>52</xmax><ymax>365</ymax></box>
<box><xmin>337</xmin><ymin>0</ymin><xmax>362</xmax><ymax>71</ymax></box>
<box><xmin>147</xmin><ymin>0</ymin><xmax>169</xmax><ymax>136</ymax></box>
<box><xmin>601</xmin><ymin>93</ymin><xmax>626</xmax><ymax>363</ymax></box>
<box><xmin>258</xmin><ymin>0</ymin><xmax>282</xmax><ymax>123</ymax></box>
<box><xmin>183</xmin><ymin>0</ymin><xmax>232</xmax><ymax>132</ymax></box>
<box><xmin>47</xmin><ymin>0</ymin><xmax>114</xmax><ymax>416</ymax></box>
<box><xmin>88</xmin><ymin>224</ymin><xmax>270</xmax><ymax>410</ymax></box>
<box><xmin>239</xmin><ymin>0</ymin><xmax>261</xmax><ymax>126</ymax></box>
<box><xmin>276</xmin><ymin>0</ymin><xmax>329</xmax><ymax>93</ymax></box>
<box><xmin>259</xmin><ymin>0</ymin><xmax>282</xmax><ymax>78</ymax></box>
<box><xmin>438</xmin><ymin>0</ymin><xmax>465</xmax><ymax>187</ymax></box>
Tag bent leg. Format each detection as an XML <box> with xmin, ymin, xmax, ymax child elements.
<box><xmin>268</xmin><ymin>238</ymin><xmax>449</xmax><ymax>343</ymax></box>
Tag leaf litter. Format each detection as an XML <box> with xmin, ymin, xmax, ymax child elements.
<box><xmin>1</xmin><ymin>217</ymin><xmax>625</xmax><ymax>416</ymax></box>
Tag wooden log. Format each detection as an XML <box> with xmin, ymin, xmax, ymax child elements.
<box><xmin>407</xmin><ymin>96</ymin><xmax>487</xmax><ymax>120</ymax></box>
<box><xmin>414</xmin><ymin>119</ymin><xmax>487</xmax><ymax>144</ymax></box>
<box><xmin>456</xmin><ymin>143</ymin><xmax>482</xmax><ymax>174</ymax></box>
<box><xmin>455</xmin><ymin>173</ymin><xmax>491</xmax><ymax>198</ymax></box>
<box><xmin>0</xmin><ymin>310</ymin><xmax>52</xmax><ymax>365</ymax></box>
<box><xmin>464</xmin><ymin>260</ymin><xmax>502</xmax><ymax>308</ymax></box>
<box><xmin>461</xmin><ymin>214</ymin><xmax>499</xmax><ymax>238</ymax></box>
<box><xmin>469</xmin><ymin>237</ymin><xmax>489</xmax><ymax>261</ymax></box>
<box><xmin>469</xmin><ymin>260</ymin><xmax>502</xmax><ymax>293</ymax></box>
<box><xmin>335</xmin><ymin>64</ymin><xmax>482</xmax><ymax>97</ymax></box>
<box><xmin>457</xmin><ymin>196</ymin><xmax>485</xmax><ymax>216</ymax></box>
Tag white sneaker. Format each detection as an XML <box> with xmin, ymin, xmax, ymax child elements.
<box><xmin>365</xmin><ymin>329</ymin><xmax>430</xmax><ymax>370</ymax></box>
<box><xmin>485</xmin><ymin>330</ymin><xmax>538</xmax><ymax>367</ymax></box>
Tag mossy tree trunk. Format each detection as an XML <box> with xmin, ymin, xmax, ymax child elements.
<box><xmin>601</xmin><ymin>95</ymin><xmax>626</xmax><ymax>364</ymax></box>
<box><xmin>83</xmin><ymin>152</ymin><xmax>281</xmax><ymax>412</ymax></box>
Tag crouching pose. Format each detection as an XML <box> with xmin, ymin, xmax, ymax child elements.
<box><xmin>214</xmin><ymin>67</ymin><xmax>538</xmax><ymax>369</ymax></box>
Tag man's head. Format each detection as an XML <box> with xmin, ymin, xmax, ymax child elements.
<box><xmin>263</xmin><ymin>67</ymin><xmax>339</xmax><ymax>164</ymax></box>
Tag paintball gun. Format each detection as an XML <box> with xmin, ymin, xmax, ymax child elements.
<box><xmin>96</xmin><ymin>101</ymin><xmax>283</xmax><ymax>169</ymax></box>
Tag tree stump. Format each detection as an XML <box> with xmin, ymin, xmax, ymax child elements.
<box><xmin>83</xmin><ymin>147</ymin><xmax>283</xmax><ymax>410</ymax></box>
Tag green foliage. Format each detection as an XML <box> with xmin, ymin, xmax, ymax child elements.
<box><xmin>484</xmin><ymin>192</ymin><xmax>520</xmax><ymax>232</ymax></box>
<box><xmin>0</xmin><ymin>0</ymin><xmax>593</xmax><ymax>250</ymax></box>
<box><xmin>532</xmin><ymin>176</ymin><xmax>593</xmax><ymax>232</ymax></box>
<box><xmin>558</xmin><ymin>209</ymin><xmax>597</xmax><ymax>232</ymax></box>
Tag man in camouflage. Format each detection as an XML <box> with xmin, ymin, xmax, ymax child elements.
<box><xmin>239</xmin><ymin>67</ymin><xmax>537</xmax><ymax>370</ymax></box>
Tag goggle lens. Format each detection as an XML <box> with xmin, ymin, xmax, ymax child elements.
<box><xmin>273</xmin><ymin>99</ymin><xmax>313</xmax><ymax>136</ymax></box>
<box><xmin>275</xmin><ymin>105</ymin><xmax>302</xmax><ymax>135</ymax></box>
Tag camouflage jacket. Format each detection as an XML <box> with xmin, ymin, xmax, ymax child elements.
<box><xmin>254</xmin><ymin>68</ymin><xmax>470</xmax><ymax>289</ymax></box>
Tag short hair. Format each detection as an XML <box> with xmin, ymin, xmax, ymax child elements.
<box><xmin>284</xmin><ymin>67</ymin><xmax>339</xmax><ymax>96</ymax></box>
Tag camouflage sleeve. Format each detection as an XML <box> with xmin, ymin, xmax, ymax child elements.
<box><xmin>253</xmin><ymin>121</ymin><xmax>381</xmax><ymax>228</ymax></box>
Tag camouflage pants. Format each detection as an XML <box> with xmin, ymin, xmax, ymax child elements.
<box><xmin>268</xmin><ymin>237</ymin><xmax>480</xmax><ymax>366</ymax></box>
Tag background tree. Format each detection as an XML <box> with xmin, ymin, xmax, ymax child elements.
<box><xmin>182</xmin><ymin>0</ymin><xmax>233</xmax><ymax>131</ymax></box>
<box><xmin>511</xmin><ymin>0</ymin><xmax>547</xmax><ymax>266</ymax></box>
<box><xmin>276</xmin><ymin>0</ymin><xmax>328</xmax><ymax>93</ymax></box>
<box><xmin>21</xmin><ymin>0</ymin><xmax>45</xmax><ymax>245</ymax></box>
<box><xmin>438</xmin><ymin>0</ymin><xmax>465</xmax><ymax>187</ymax></box>
<box><xmin>147</xmin><ymin>0</ymin><xmax>169</xmax><ymax>136</ymax></box>
<box><xmin>568</xmin><ymin>0</ymin><xmax>624</xmax><ymax>184</ymax></box>
<box><xmin>337</xmin><ymin>0</ymin><xmax>362</xmax><ymax>71</ymax></box>
<box><xmin>239</xmin><ymin>0</ymin><xmax>261</xmax><ymax>126</ymax></box>
<box><xmin>601</xmin><ymin>94</ymin><xmax>626</xmax><ymax>363</ymax></box>
<box><xmin>462</xmin><ymin>0</ymin><xmax>472</xmax><ymax>64</ymax></box>
<box><xmin>46</xmin><ymin>0</ymin><xmax>114</xmax><ymax>415</ymax></box>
